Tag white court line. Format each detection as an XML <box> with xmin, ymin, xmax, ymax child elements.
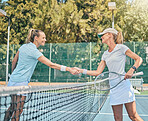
<box><xmin>1</xmin><ymin>108</ymin><xmax>148</xmax><ymax>117</ymax></box>
<box><xmin>107</xmin><ymin>95</ymin><xmax>148</xmax><ymax>100</ymax></box>
<box><xmin>1</xmin><ymin>107</ymin><xmax>148</xmax><ymax>117</ymax></box>
<box><xmin>135</xmin><ymin>96</ymin><xmax>148</xmax><ymax>99</ymax></box>
<box><xmin>0</xmin><ymin>107</ymin><xmax>98</xmax><ymax>115</ymax></box>
<box><xmin>98</xmin><ymin>112</ymin><xmax>148</xmax><ymax>117</ymax></box>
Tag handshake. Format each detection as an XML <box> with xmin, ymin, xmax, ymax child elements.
<box><xmin>68</xmin><ymin>67</ymin><xmax>87</xmax><ymax>75</ymax></box>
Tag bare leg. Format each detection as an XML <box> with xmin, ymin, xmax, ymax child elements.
<box><xmin>125</xmin><ymin>101</ymin><xmax>143</xmax><ymax>121</ymax></box>
<box><xmin>11</xmin><ymin>95</ymin><xmax>26</xmax><ymax>121</ymax></box>
<box><xmin>4</xmin><ymin>95</ymin><xmax>17</xmax><ymax>121</ymax></box>
<box><xmin>112</xmin><ymin>104</ymin><xmax>123</xmax><ymax>121</ymax></box>
<box><xmin>4</xmin><ymin>95</ymin><xmax>26</xmax><ymax>121</ymax></box>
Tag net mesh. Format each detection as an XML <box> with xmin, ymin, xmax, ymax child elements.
<box><xmin>0</xmin><ymin>82</ymin><xmax>109</xmax><ymax>121</ymax></box>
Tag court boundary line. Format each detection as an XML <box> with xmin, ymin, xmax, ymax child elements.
<box><xmin>98</xmin><ymin>112</ymin><xmax>148</xmax><ymax>117</ymax></box>
<box><xmin>0</xmin><ymin>107</ymin><xmax>100</xmax><ymax>115</ymax></box>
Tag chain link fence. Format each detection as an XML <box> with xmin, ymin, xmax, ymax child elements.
<box><xmin>0</xmin><ymin>42</ymin><xmax>148</xmax><ymax>83</ymax></box>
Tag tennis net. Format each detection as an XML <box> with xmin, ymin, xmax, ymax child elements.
<box><xmin>0</xmin><ymin>81</ymin><xmax>109</xmax><ymax>121</ymax></box>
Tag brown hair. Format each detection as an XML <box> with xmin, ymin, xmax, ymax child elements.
<box><xmin>112</xmin><ymin>32</ymin><xmax>123</xmax><ymax>44</ymax></box>
<box><xmin>26</xmin><ymin>29</ymin><xmax>43</xmax><ymax>43</ymax></box>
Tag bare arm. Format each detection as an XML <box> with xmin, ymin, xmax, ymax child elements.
<box><xmin>38</xmin><ymin>55</ymin><xmax>78</xmax><ymax>74</ymax></box>
<box><xmin>11</xmin><ymin>51</ymin><xmax>19</xmax><ymax>72</ymax></box>
<box><xmin>125</xmin><ymin>49</ymin><xmax>143</xmax><ymax>78</ymax></box>
<box><xmin>75</xmin><ymin>60</ymin><xmax>106</xmax><ymax>76</ymax></box>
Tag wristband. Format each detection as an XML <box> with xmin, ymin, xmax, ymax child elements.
<box><xmin>82</xmin><ymin>69</ymin><xmax>87</xmax><ymax>74</ymax></box>
<box><xmin>132</xmin><ymin>66</ymin><xmax>137</xmax><ymax>71</ymax></box>
<box><xmin>61</xmin><ymin>65</ymin><xmax>67</xmax><ymax>71</ymax></box>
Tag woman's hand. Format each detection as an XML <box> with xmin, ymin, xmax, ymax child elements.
<box><xmin>124</xmin><ymin>68</ymin><xmax>134</xmax><ymax>79</ymax></box>
<box><xmin>68</xmin><ymin>67</ymin><xmax>81</xmax><ymax>75</ymax></box>
<box><xmin>73</xmin><ymin>67</ymin><xmax>83</xmax><ymax>73</ymax></box>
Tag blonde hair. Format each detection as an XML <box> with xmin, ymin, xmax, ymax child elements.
<box><xmin>112</xmin><ymin>32</ymin><xmax>123</xmax><ymax>44</ymax></box>
<box><xmin>26</xmin><ymin>29</ymin><xmax>43</xmax><ymax>43</ymax></box>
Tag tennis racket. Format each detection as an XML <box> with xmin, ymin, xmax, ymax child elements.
<box><xmin>94</xmin><ymin>71</ymin><xmax>143</xmax><ymax>91</ymax></box>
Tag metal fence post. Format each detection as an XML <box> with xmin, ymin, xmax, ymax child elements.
<box><xmin>49</xmin><ymin>43</ymin><xmax>52</xmax><ymax>84</ymax></box>
<box><xmin>90</xmin><ymin>42</ymin><xmax>92</xmax><ymax>82</ymax></box>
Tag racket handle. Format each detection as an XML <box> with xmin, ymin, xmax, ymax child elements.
<box><xmin>133</xmin><ymin>71</ymin><xmax>143</xmax><ymax>76</ymax></box>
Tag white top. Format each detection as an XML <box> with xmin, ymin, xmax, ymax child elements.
<box><xmin>101</xmin><ymin>44</ymin><xmax>135</xmax><ymax>105</ymax></box>
<box><xmin>10</xmin><ymin>42</ymin><xmax>43</xmax><ymax>83</ymax></box>
<box><xmin>102</xmin><ymin>44</ymin><xmax>129</xmax><ymax>75</ymax></box>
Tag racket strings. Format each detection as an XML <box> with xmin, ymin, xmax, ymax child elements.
<box><xmin>95</xmin><ymin>72</ymin><xmax>126</xmax><ymax>91</ymax></box>
<box><xmin>95</xmin><ymin>71</ymin><xmax>143</xmax><ymax>91</ymax></box>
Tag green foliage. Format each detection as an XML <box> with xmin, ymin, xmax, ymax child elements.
<box><xmin>0</xmin><ymin>0</ymin><xmax>147</xmax><ymax>45</ymax></box>
<box><xmin>123</xmin><ymin>0</ymin><xmax>148</xmax><ymax>41</ymax></box>
<box><xmin>0</xmin><ymin>0</ymin><xmax>6</xmax><ymax>9</ymax></box>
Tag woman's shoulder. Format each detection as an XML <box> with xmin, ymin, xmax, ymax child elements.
<box><xmin>117</xmin><ymin>44</ymin><xmax>128</xmax><ymax>47</ymax></box>
<box><xmin>19</xmin><ymin>43</ymin><xmax>27</xmax><ymax>50</ymax></box>
<box><xmin>116</xmin><ymin>44</ymin><xmax>129</xmax><ymax>49</ymax></box>
<box><xmin>102</xmin><ymin>50</ymin><xmax>109</xmax><ymax>57</ymax></box>
<box><xmin>116</xmin><ymin>44</ymin><xmax>129</xmax><ymax>54</ymax></box>
<box><xmin>19</xmin><ymin>43</ymin><xmax>37</xmax><ymax>52</ymax></box>
<box><xmin>21</xmin><ymin>43</ymin><xmax>37</xmax><ymax>49</ymax></box>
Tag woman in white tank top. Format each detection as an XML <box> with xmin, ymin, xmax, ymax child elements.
<box><xmin>75</xmin><ymin>28</ymin><xmax>143</xmax><ymax>121</ymax></box>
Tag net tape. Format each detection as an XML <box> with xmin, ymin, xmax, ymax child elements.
<box><xmin>0</xmin><ymin>82</ymin><xmax>109</xmax><ymax>121</ymax></box>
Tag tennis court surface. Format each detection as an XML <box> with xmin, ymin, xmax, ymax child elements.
<box><xmin>0</xmin><ymin>82</ymin><xmax>109</xmax><ymax>121</ymax></box>
<box><xmin>93</xmin><ymin>95</ymin><xmax>148</xmax><ymax>121</ymax></box>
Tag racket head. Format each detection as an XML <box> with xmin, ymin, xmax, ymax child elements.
<box><xmin>94</xmin><ymin>72</ymin><xmax>124</xmax><ymax>91</ymax></box>
<box><xmin>94</xmin><ymin>71</ymin><xmax>144</xmax><ymax>91</ymax></box>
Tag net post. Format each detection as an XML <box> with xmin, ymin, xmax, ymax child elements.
<box><xmin>133</xmin><ymin>42</ymin><xmax>137</xmax><ymax>78</ymax></box>
<box><xmin>89</xmin><ymin>42</ymin><xmax>92</xmax><ymax>82</ymax></box>
<box><xmin>6</xmin><ymin>18</ymin><xmax>10</xmax><ymax>85</ymax></box>
<box><xmin>49</xmin><ymin>43</ymin><xmax>52</xmax><ymax>84</ymax></box>
<box><xmin>98</xmin><ymin>83</ymin><xmax>100</xmax><ymax>110</ymax></box>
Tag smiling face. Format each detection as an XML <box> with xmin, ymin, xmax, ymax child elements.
<box><xmin>35</xmin><ymin>32</ymin><xmax>46</xmax><ymax>46</ymax></box>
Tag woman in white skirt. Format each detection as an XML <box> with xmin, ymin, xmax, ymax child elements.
<box><xmin>75</xmin><ymin>28</ymin><xmax>143</xmax><ymax>121</ymax></box>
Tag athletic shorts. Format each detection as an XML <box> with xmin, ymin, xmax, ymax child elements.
<box><xmin>7</xmin><ymin>79</ymin><xmax>28</xmax><ymax>96</ymax></box>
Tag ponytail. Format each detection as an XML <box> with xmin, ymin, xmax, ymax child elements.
<box><xmin>26</xmin><ymin>29</ymin><xmax>43</xmax><ymax>43</ymax></box>
<box><xmin>112</xmin><ymin>32</ymin><xmax>123</xmax><ymax>44</ymax></box>
<box><xmin>116</xmin><ymin>32</ymin><xmax>123</xmax><ymax>44</ymax></box>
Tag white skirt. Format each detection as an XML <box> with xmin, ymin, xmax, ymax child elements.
<box><xmin>109</xmin><ymin>78</ymin><xmax>135</xmax><ymax>105</ymax></box>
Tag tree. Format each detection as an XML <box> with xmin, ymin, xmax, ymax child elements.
<box><xmin>33</xmin><ymin>0</ymin><xmax>91</xmax><ymax>43</ymax></box>
<box><xmin>0</xmin><ymin>0</ymin><xmax>39</xmax><ymax>44</ymax></box>
<box><xmin>0</xmin><ymin>0</ymin><xmax>147</xmax><ymax>44</ymax></box>
<box><xmin>0</xmin><ymin>0</ymin><xmax>8</xmax><ymax>44</ymax></box>
<box><xmin>74</xmin><ymin>0</ymin><xmax>112</xmax><ymax>42</ymax></box>
<box><xmin>123</xmin><ymin>0</ymin><xmax>148</xmax><ymax>41</ymax></box>
<box><xmin>0</xmin><ymin>0</ymin><xmax>6</xmax><ymax>9</ymax></box>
